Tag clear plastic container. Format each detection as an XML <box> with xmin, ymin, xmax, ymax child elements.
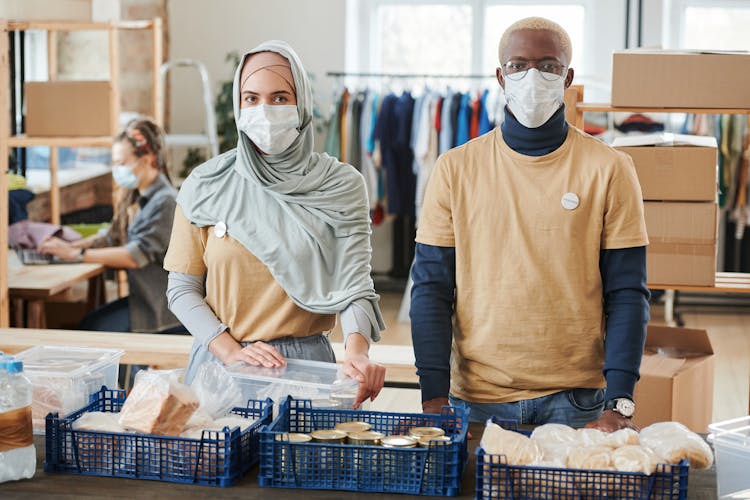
<box><xmin>14</xmin><ymin>346</ymin><xmax>124</xmax><ymax>433</ymax></box>
<box><xmin>225</xmin><ymin>358</ymin><xmax>360</xmax><ymax>409</ymax></box>
<box><xmin>708</xmin><ymin>416</ymin><xmax>750</xmax><ymax>499</ymax></box>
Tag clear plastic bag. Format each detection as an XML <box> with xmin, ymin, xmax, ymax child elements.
<box><xmin>190</xmin><ymin>361</ymin><xmax>244</xmax><ymax>419</ymax></box>
<box><xmin>640</xmin><ymin>421</ymin><xmax>714</xmax><ymax>469</ymax></box>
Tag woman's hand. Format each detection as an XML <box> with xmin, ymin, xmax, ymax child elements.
<box><xmin>342</xmin><ymin>333</ymin><xmax>386</xmax><ymax>409</ymax></box>
<box><xmin>209</xmin><ymin>332</ymin><xmax>286</xmax><ymax>368</ymax></box>
<box><xmin>39</xmin><ymin>236</ymin><xmax>80</xmax><ymax>261</ymax></box>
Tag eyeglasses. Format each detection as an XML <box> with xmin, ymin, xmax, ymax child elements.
<box><xmin>501</xmin><ymin>59</ymin><xmax>566</xmax><ymax>81</ymax></box>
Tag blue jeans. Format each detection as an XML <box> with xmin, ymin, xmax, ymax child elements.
<box><xmin>450</xmin><ymin>388</ymin><xmax>605</xmax><ymax>428</ymax></box>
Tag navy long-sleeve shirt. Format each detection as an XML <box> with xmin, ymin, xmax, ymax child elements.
<box><xmin>411</xmin><ymin>105</ymin><xmax>650</xmax><ymax>403</ymax></box>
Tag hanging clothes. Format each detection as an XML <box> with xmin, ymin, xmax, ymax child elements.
<box><xmin>455</xmin><ymin>92</ymin><xmax>472</xmax><ymax>147</ymax></box>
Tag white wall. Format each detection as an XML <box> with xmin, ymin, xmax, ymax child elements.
<box><xmin>167</xmin><ymin>0</ymin><xmax>346</xmax><ymax>152</ymax></box>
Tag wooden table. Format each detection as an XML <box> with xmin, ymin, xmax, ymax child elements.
<box><xmin>0</xmin><ymin>423</ymin><xmax>718</xmax><ymax>499</ymax></box>
<box><xmin>8</xmin><ymin>262</ymin><xmax>105</xmax><ymax>328</ymax></box>
<box><xmin>0</xmin><ymin>328</ymin><xmax>419</xmax><ymax>386</ymax></box>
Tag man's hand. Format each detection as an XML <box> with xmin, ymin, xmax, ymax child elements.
<box><xmin>422</xmin><ymin>397</ymin><xmax>450</xmax><ymax>415</ymax></box>
<box><xmin>342</xmin><ymin>334</ymin><xmax>385</xmax><ymax>409</ymax></box>
<box><xmin>39</xmin><ymin>236</ymin><xmax>80</xmax><ymax>261</ymax></box>
<box><xmin>585</xmin><ymin>410</ymin><xmax>639</xmax><ymax>432</ymax></box>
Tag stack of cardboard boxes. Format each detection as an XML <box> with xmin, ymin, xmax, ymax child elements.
<box><xmin>606</xmin><ymin>49</ymin><xmax>749</xmax><ymax>432</ymax></box>
<box><xmin>614</xmin><ymin>133</ymin><xmax>719</xmax><ymax>287</ymax></box>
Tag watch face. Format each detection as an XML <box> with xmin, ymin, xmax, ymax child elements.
<box><xmin>616</xmin><ymin>398</ymin><xmax>636</xmax><ymax>417</ymax></box>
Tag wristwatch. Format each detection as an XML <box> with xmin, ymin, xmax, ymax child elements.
<box><xmin>604</xmin><ymin>398</ymin><xmax>635</xmax><ymax>418</ymax></box>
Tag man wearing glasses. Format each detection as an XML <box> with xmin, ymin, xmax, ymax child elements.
<box><xmin>411</xmin><ymin>17</ymin><xmax>649</xmax><ymax>432</ymax></box>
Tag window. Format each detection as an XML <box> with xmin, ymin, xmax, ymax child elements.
<box><xmin>483</xmin><ymin>4</ymin><xmax>585</xmax><ymax>73</ymax></box>
<box><xmin>665</xmin><ymin>0</ymin><xmax>750</xmax><ymax>51</ymax></box>
<box><xmin>350</xmin><ymin>0</ymin><xmax>617</xmax><ymax>100</ymax></box>
<box><xmin>376</xmin><ymin>4</ymin><xmax>473</xmax><ymax>75</ymax></box>
<box><xmin>683</xmin><ymin>6</ymin><xmax>750</xmax><ymax>50</ymax></box>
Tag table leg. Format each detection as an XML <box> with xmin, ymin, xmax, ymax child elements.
<box><xmin>87</xmin><ymin>275</ymin><xmax>105</xmax><ymax>311</ymax></box>
<box><xmin>11</xmin><ymin>298</ymin><xmax>25</xmax><ymax>327</ymax></box>
<box><xmin>26</xmin><ymin>300</ymin><xmax>46</xmax><ymax>329</ymax></box>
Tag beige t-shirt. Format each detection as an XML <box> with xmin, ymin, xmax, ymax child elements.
<box><xmin>416</xmin><ymin>126</ymin><xmax>648</xmax><ymax>403</ymax></box>
<box><xmin>164</xmin><ymin>206</ymin><xmax>335</xmax><ymax>343</ymax></box>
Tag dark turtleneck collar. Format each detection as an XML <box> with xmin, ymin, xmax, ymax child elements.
<box><xmin>501</xmin><ymin>104</ymin><xmax>568</xmax><ymax>156</ymax></box>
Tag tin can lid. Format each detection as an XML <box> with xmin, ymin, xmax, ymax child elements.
<box><xmin>334</xmin><ymin>421</ymin><xmax>372</xmax><ymax>433</ymax></box>
<box><xmin>418</xmin><ymin>435</ymin><xmax>452</xmax><ymax>447</ymax></box>
<box><xmin>381</xmin><ymin>435</ymin><xmax>418</xmax><ymax>448</ymax></box>
<box><xmin>276</xmin><ymin>433</ymin><xmax>312</xmax><ymax>443</ymax></box>
<box><xmin>409</xmin><ymin>426</ymin><xmax>445</xmax><ymax>439</ymax></box>
<box><xmin>348</xmin><ymin>430</ymin><xmax>385</xmax><ymax>442</ymax></box>
<box><xmin>311</xmin><ymin>429</ymin><xmax>348</xmax><ymax>441</ymax></box>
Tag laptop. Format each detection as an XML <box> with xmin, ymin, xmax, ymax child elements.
<box><xmin>15</xmin><ymin>248</ymin><xmax>69</xmax><ymax>265</ymax></box>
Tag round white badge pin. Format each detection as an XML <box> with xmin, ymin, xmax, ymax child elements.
<box><xmin>561</xmin><ymin>192</ymin><xmax>579</xmax><ymax>210</ymax></box>
<box><xmin>214</xmin><ymin>221</ymin><xmax>227</xmax><ymax>238</ymax></box>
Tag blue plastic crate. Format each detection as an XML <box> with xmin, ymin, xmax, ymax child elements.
<box><xmin>475</xmin><ymin>417</ymin><xmax>689</xmax><ymax>499</ymax></box>
<box><xmin>44</xmin><ymin>387</ymin><xmax>272</xmax><ymax>487</ymax></box>
<box><xmin>258</xmin><ymin>396</ymin><xmax>470</xmax><ymax>496</ymax></box>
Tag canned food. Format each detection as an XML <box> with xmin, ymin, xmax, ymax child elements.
<box><xmin>311</xmin><ymin>429</ymin><xmax>348</xmax><ymax>444</ymax></box>
<box><xmin>409</xmin><ymin>426</ymin><xmax>445</xmax><ymax>440</ymax></box>
<box><xmin>275</xmin><ymin>433</ymin><xmax>312</xmax><ymax>472</ymax></box>
<box><xmin>381</xmin><ymin>435</ymin><xmax>418</xmax><ymax>448</ymax></box>
<box><xmin>417</xmin><ymin>435</ymin><xmax>452</xmax><ymax>447</ymax></box>
<box><xmin>275</xmin><ymin>433</ymin><xmax>312</xmax><ymax>443</ymax></box>
<box><xmin>347</xmin><ymin>430</ymin><xmax>385</xmax><ymax>446</ymax></box>
<box><xmin>335</xmin><ymin>421</ymin><xmax>372</xmax><ymax>434</ymax></box>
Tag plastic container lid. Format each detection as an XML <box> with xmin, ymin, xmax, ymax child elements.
<box><xmin>226</xmin><ymin>358</ymin><xmax>342</xmax><ymax>389</ymax></box>
<box><xmin>15</xmin><ymin>346</ymin><xmax>124</xmax><ymax>376</ymax></box>
<box><xmin>709</xmin><ymin>416</ymin><xmax>750</xmax><ymax>448</ymax></box>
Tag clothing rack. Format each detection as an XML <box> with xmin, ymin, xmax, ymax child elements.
<box><xmin>325</xmin><ymin>71</ymin><xmax>495</xmax><ymax>79</ymax></box>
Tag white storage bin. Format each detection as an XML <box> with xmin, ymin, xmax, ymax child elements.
<box><xmin>15</xmin><ymin>346</ymin><xmax>124</xmax><ymax>433</ymax></box>
<box><xmin>709</xmin><ymin>416</ymin><xmax>750</xmax><ymax>499</ymax></box>
<box><xmin>225</xmin><ymin>358</ymin><xmax>359</xmax><ymax>409</ymax></box>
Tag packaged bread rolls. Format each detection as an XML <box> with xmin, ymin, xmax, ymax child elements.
<box><xmin>603</xmin><ymin>428</ymin><xmax>640</xmax><ymax>448</ymax></box>
<box><xmin>640</xmin><ymin>421</ymin><xmax>714</xmax><ymax>469</ymax></box>
<box><xmin>612</xmin><ymin>445</ymin><xmax>659</xmax><ymax>474</ymax></box>
<box><xmin>566</xmin><ymin>445</ymin><xmax>613</xmax><ymax>470</ymax></box>
<box><xmin>118</xmin><ymin>370</ymin><xmax>199</xmax><ymax>436</ymax></box>
<box><xmin>480</xmin><ymin>419</ymin><xmax>542</xmax><ymax>465</ymax></box>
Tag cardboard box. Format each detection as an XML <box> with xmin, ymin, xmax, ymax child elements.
<box><xmin>614</xmin><ymin>133</ymin><xmax>717</xmax><ymax>201</ymax></box>
<box><xmin>644</xmin><ymin>201</ymin><xmax>717</xmax><ymax>286</ymax></box>
<box><xmin>612</xmin><ymin>50</ymin><xmax>750</xmax><ymax>108</ymax></box>
<box><xmin>633</xmin><ymin>325</ymin><xmax>714</xmax><ymax>433</ymax></box>
<box><xmin>25</xmin><ymin>81</ymin><xmax>114</xmax><ymax>137</ymax></box>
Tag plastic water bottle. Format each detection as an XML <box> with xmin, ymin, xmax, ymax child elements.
<box><xmin>0</xmin><ymin>358</ymin><xmax>36</xmax><ymax>483</ymax></box>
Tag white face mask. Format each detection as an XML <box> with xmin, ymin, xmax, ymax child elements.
<box><xmin>112</xmin><ymin>164</ymin><xmax>139</xmax><ymax>189</ymax></box>
<box><xmin>237</xmin><ymin>104</ymin><xmax>300</xmax><ymax>155</ymax></box>
<box><xmin>503</xmin><ymin>68</ymin><xmax>565</xmax><ymax>128</ymax></box>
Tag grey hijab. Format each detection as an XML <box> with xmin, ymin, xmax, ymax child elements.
<box><xmin>176</xmin><ymin>40</ymin><xmax>384</xmax><ymax>339</ymax></box>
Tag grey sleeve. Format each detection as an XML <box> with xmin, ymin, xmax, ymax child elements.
<box><xmin>166</xmin><ymin>271</ymin><xmax>228</xmax><ymax>347</ymax></box>
<box><xmin>126</xmin><ymin>195</ymin><xmax>176</xmax><ymax>268</ymax></box>
<box><xmin>340</xmin><ymin>302</ymin><xmax>373</xmax><ymax>347</ymax></box>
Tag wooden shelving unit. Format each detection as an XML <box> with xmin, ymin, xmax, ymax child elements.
<box><xmin>0</xmin><ymin>18</ymin><xmax>164</xmax><ymax>327</ymax></box>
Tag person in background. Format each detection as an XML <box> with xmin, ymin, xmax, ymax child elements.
<box><xmin>164</xmin><ymin>40</ymin><xmax>386</xmax><ymax>408</ymax></box>
<box><xmin>411</xmin><ymin>17</ymin><xmax>649</xmax><ymax>431</ymax></box>
<box><xmin>40</xmin><ymin>118</ymin><xmax>182</xmax><ymax>335</ymax></box>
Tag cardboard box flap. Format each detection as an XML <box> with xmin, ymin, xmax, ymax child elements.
<box><xmin>612</xmin><ymin>133</ymin><xmax>717</xmax><ymax>148</ymax></box>
<box><xmin>645</xmin><ymin>326</ymin><xmax>714</xmax><ymax>355</ymax></box>
<box><xmin>614</xmin><ymin>49</ymin><xmax>750</xmax><ymax>56</ymax></box>
<box><xmin>640</xmin><ymin>354</ymin><xmax>686</xmax><ymax>377</ymax></box>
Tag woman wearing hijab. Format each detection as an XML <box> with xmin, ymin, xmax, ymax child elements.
<box><xmin>164</xmin><ymin>41</ymin><xmax>386</xmax><ymax>408</ymax></box>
